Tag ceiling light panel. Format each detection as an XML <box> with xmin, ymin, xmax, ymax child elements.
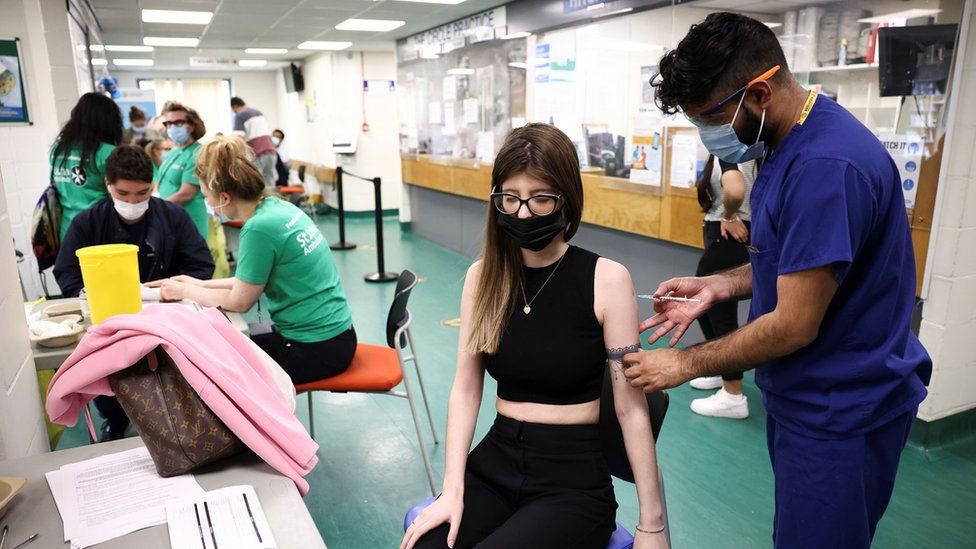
<box><xmin>297</xmin><ymin>41</ymin><xmax>353</xmax><ymax>50</ymax></box>
<box><xmin>393</xmin><ymin>0</ymin><xmax>467</xmax><ymax>4</ymax></box>
<box><xmin>144</xmin><ymin>37</ymin><xmax>200</xmax><ymax>48</ymax></box>
<box><xmin>105</xmin><ymin>45</ymin><xmax>154</xmax><ymax>52</ymax></box>
<box><xmin>142</xmin><ymin>9</ymin><xmax>214</xmax><ymax>25</ymax></box>
<box><xmin>113</xmin><ymin>58</ymin><xmax>155</xmax><ymax>66</ymax></box>
<box><xmin>335</xmin><ymin>19</ymin><xmax>406</xmax><ymax>32</ymax></box>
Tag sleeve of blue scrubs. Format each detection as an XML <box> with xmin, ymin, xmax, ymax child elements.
<box><xmin>776</xmin><ymin>158</ymin><xmax>877</xmax><ymax>284</ymax></box>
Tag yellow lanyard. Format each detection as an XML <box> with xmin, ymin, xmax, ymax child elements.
<box><xmin>797</xmin><ymin>89</ymin><xmax>818</xmax><ymax>126</ymax></box>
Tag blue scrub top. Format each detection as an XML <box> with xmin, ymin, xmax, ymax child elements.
<box><xmin>748</xmin><ymin>95</ymin><xmax>931</xmax><ymax>440</ymax></box>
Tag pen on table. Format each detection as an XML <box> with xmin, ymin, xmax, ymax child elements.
<box><xmin>194</xmin><ymin>503</ymin><xmax>206</xmax><ymax>549</ymax></box>
<box><xmin>242</xmin><ymin>493</ymin><xmax>263</xmax><ymax>543</ymax></box>
<box><xmin>638</xmin><ymin>294</ymin><xmax>703</xmax><ymax>303</ymax></box>
<box><xmin>8</xmin><ymin>534</ymin><xmax>38</xmax><ymax>549</ymax></box>
<box><xmin>0</xmin><ymin>524</ymin><xmax>8</xmax><ymax>549</ymax></box>
<box><xmin>204</xmin><ymin>501</ymin><xmax>218</xmax><ymax>549</ymax></box>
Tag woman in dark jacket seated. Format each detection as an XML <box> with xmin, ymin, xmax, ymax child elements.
<box><xmin>52</xmin><ymin>145</ymin><xmax>214</xmax><ymax>441</ymax></box>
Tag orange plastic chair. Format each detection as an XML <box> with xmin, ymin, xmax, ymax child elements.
<box><xmin>295</xmin><ymin>269</ymin><xmax>439</xmax><ymax>494</ymax></box>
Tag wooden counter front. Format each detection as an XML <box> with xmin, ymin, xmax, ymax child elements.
<box><xmin>401</xmin><ymin>154</ymin><xmax>704</xmax><ymax>249</ymax></box>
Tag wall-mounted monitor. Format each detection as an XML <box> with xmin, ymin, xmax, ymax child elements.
<box><xmin>878</xmin><ymin>24</ymin><xmax>958</xmax><ymax>97</ymax></box>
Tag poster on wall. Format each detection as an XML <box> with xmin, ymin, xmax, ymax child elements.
<box><xmin>0</xmin><ymin>38</ymin><xmax>31</xmax><ymax>124</ymax></box>
<box><xmin>879</xmin><ymin>133</ymin><xmax>924</xmax><ymax>209</ymax></box>
<box><xmin>639</xmin><ymin>65</ymin><xmax>658</xmax><ymax>114</ymax></box>
<box><xmin>628</xmin><ymin>115</ymin><xmax>664</xmax><ymax>186</ymax></box>
<box><xmin>669</xmin><ymin>133</ymin><xmax>700</xmax><ymax>189</ymax></box>
<box><xmin>115</xmin><ymin>88</ymin><xmax>157</xmax><ymax>129</ymax></box>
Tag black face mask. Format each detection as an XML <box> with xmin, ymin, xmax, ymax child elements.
<box><xmin>497</xmin><ymin>210</ymin><xmax>568</xmax><ymax>252</ymax></box>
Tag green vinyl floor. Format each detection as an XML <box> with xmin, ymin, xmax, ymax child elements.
<box><xmin>57</xmin><ymin>213</ymin><xmax>976</xmax><ymax>548</ymax></box>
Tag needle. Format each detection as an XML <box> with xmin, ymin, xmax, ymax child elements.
<box><xmin>9</xmin><ymin>534</ymin><xmax>38</xmax><ymax>549</ymax></box>
<box><xmin>638</xmin><ymin>294</ymin><xmax>703</xmax><ymax>303</ymax></box>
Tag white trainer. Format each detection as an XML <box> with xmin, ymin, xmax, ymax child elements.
<box><xmin>690</xmin><ymin>388</ymin><xmax>749</xmax><ymax>419</ymax></box>
<box><xmin>689</xmin><ymin>376</ymin><xmax>723</xmax><ymax>390</ymax></box>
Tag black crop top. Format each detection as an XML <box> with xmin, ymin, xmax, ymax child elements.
<box><xmin>483</xmin><ymin>246</ymin><xmax>606</xmax><ymax>405</ymax></box>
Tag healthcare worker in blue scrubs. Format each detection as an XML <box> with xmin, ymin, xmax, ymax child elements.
<box><xmin>621</xmin><ymin>13</ymin><xmax>931</xmax><ymax>548</ymax></box>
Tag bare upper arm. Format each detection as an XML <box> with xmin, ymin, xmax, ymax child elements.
<box><xmin>455</xmin><ymin>261</ymin><xmax>486</xmax><ymax>388</ymax></box>
<box><xmin>594</xmin><ymin>258</ymin><xmax>639</xmax><ymax>347</ymax></box>
<box><xmin>720</xmin><ymin>169</ymin><xmax>746</xmax><ymax>202</ymax></box>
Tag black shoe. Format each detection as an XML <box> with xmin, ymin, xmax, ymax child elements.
<box><xmin>99</xmin><ymin>418</ymin><xmax>130</xmax><ymax>442</ymax></box>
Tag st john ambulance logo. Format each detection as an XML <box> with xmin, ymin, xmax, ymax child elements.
<box><xmin>70</xmin><ymin>165</ymin><xmax>87</xmax><ymax>186</ymax></box>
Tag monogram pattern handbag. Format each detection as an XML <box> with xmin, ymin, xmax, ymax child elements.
<box><xmin>107</xmin><ymin>346</ymin><xmax>245</xmax><ymax>476</ymax></box>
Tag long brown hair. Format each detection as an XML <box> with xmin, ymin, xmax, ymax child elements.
<box><xmin>466</xmin><ymin>123</ymin><xmax>584</xmax><ymax>355</ymax></box>
<box><xmin>696</xmin><ymin>154</ymin><xmax>716</xmax><ymax>212</ymax></box>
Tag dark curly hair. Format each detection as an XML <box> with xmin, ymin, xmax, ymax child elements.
<box><xmin>106</xmin><ymin>145</ymin><xmax>155</xmax><ymax>184</ymax></box>
<box><xmin>653</xmin><ymin>12</ymin><xmax>789</xmax><ymax>115</ymax></box>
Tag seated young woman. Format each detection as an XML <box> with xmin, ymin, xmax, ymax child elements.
<box><xmin>150</xmin><ymin>135</ymin><xmax>356</xmax><ymax>385</ymax></box>
<box><xmin>401</xmin><ymin>124</ymin><xmax>668</xmax><ymax>549</ymax></box>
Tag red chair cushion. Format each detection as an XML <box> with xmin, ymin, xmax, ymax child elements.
<box><xmin>280</xmin><ymin>186</ymin><xmax>305</xmax><ymax>195</ymax></box>
<box><xmin>295</xmin><ymin>343</ymin><xmax>403</xmax><ymax>393</ymax></box>
<box><xmin>222</xmin><ymin>220</ymin><xmax>244</xmax><ymax>229</ymax></box>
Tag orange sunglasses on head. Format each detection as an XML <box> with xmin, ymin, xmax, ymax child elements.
<box><xmin>699</xmin><ymin>65</ymin><xmax>781</xmax><ymax>117</ymax></box>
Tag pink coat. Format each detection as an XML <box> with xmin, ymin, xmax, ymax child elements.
<box><xmin>46</xmin><ymin>305</ymin><xmax>319</xmax><ymax>495</ymax></box>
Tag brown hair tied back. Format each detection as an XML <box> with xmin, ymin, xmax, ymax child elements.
<box><xmin>196</xmin><ymin>134</ymin><xmax>269</xmax><ymax>202</ymax></box>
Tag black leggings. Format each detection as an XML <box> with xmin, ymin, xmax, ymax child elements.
<box><xmin>251</xmin><ymin>326</ymin><xmax>357</xmax><ymax>385</ymax></box>
<box><xmin>416</xmin><ymin>414</ymin><xmax>616</xmax><ymax>549</ymax></box>
<box><xmin>695</xmin><ymin>221</ymin><xmax>751</xmax><ymax>381</ymax></box>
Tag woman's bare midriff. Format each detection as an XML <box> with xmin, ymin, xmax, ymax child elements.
<box><xmin>496</xmin><ymin>397</ymin><xmax>600</xmax><ymax>425</ymax></box>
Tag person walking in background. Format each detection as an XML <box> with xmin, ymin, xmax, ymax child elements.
<box><xmin>230</xmin><ymin>96</ymin><xmax>277</xmax><ymax>186</ymax></box>
<box><xmin>687</xmin><ymin>155</ymin><xmax>757</xmax><ymax>419</ymax></box>
<box><xmin>49</xmin><ymin>92</ymin><xmax>122</xmax><ymax>240</ymax></box>
<box><xmin>121</xmin><ymin>105</ymin><xmax>161</xmax><ymax>145</ymax></box>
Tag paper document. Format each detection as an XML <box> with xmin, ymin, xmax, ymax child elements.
<box><xmin>46</xmin><ymin>446</ymin><xmax>205</xmax><ymax>549</ymax></box>
<box><xmin>167</xmin><ymin>485</ymin><xmax>276</xmax><ymax>549</ymax></box>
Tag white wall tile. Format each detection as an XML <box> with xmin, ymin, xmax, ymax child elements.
<box><xmin>922</xmin><ymin>275</ymin><xmax>952</xmax><ymax>326</ymax></box>
<box><xmin>0</xmin><ymin>355</ymin><xmax>46</xmax><ymax>459</ymax></box>
<box><xmin>945</xmin><ymin>275</ymin><xmax>976</xmax><ymax>324</ymax></box>
<box><xmin>946</xmin><ymin>125</ymin><xmax>976</xmax><ymax>179</ymax></box>
<box><xmin>963</xmin><ymin>177</ymin><xmax>976</xmax><ymax>229</ymax></box>
<box><xmin>936</xmin><ymin>176</ymin><xmax>970</xmax><ymax>229</ymax></box>
<box><xmin>929</xmin><ymin>227</ymin><xmax>959</xmax><ymax>277</ymax></box>
<box><xmin>953</xmin><ymin>228</ymin><xmax>976</xmax><ymax>277</ymax></box>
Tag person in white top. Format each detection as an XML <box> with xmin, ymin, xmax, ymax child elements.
<box><xmin>687</xmin><ymin>155</ymin><xmax>757</xmax><ymax>419</ymax></box>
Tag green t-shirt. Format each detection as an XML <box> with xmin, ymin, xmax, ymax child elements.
<box><xmin>154</xmin><ymin>141</ymin><xmax>207</xmax><ymax>237</ymax></box>
<box><xmin>236</xmin><ymin>198</ymin><xmax>353</xmax><ymax>342</ymax></box>
<box><xmin>50</xmin><ymin>142</ymin><xmax>115</xmax><ymax>240</ymax></box>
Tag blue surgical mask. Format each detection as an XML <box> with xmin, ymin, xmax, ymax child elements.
<box><xmin>693</xmin><ymin>93</ymin><xmax>766</xmax><ymax>164</ymax></box>
<box><xmin>167</xmin><ymin>125</ymin><xmax>190</xmax><ymax>145</ymax></box>
<box><xmin>206</xmin><ymin>200</ymin><xmax>232</xmax><ymax>223</ymax></box>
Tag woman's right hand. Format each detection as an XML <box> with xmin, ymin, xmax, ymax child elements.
<box><xmin>720</xmin><ymin>218</ymin><xmax>749</xmax><ymax>243</ymax></box>
<box><xmin>400</xmin><ymin>491</ymin><xmax>464</xmax><ymax>549</ymax></box>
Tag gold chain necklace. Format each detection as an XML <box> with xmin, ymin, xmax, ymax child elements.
<box><xmin>519</xmin><ymin>251</ymin><xmax>567</xmax><ymax>315</ymax></box>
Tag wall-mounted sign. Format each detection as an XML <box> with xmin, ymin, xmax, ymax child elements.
<box><xmin>364</xmin><ymin>80</ymin><xmax>396</xmax><ymax>93</ymax></box>
<box><xmin>0</xmin><ymin>38</ymin><xmax>31</xmax><ymax>124</ymax></box>
<box><xmin>879</xmin><ymin>133</ymin><xmax>924</xmax><ymax>209</ymax></box>
<box><xmin>398</xmin><ymin>7</ymin><xmax>507</xmax><ymax>59</ymax></box>
<box><xmin>563</xmin><ymin>0</ymin><xmax>617</xmax><ymax>14</ymax></box>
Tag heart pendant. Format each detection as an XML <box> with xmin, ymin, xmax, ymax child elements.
<box><xmin>523</xmin><ymin>305</ymin><xmax>531</xmax><ymax>314</ymax></box>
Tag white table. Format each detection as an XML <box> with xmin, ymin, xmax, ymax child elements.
<box><xmin>0</xmin><ymin>437</ymin><xmax>327</xmax><ymax>548</ymax></box>
<box><xmin>31</xmin><ymin>299</ymin><xmax>250</xmax><ymax>372</ymax></box>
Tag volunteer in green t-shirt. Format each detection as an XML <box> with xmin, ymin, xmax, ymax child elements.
<box><xmin>49</xmin><ymin>92</ymin><xmax>123</xmax><ymax>240</ymax></box>
<box><xmin>150</xmin><ymin>135</ymin><xmax>356</xmax><ymax>384</ymax></box>
<box><xmin>154</xmin><ymin>101</ymin><xmax>209</xmax><ymax>237</ymax></box>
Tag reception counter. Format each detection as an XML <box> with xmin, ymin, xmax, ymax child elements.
<box><xmin>402</xmin><ymin>152</ymin><xmax>937</xmax><ymax>296</ymax></box>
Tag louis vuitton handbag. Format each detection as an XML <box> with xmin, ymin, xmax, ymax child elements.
<box><xmin>104</xmin><ymin>345</ymin><xmax>245</xmax><ymax>476</ymax></box>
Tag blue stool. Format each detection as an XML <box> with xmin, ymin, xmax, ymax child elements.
<box><xmin>403</xmin><ymin>496</ymin><xmax>635</xmax><ymax>549</ymax></box>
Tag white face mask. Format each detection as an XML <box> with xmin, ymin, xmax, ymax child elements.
<box><xmin>113</xmin><ymin>197</ymin><xmax>150</xmax><ymax>221</ymax></box>
<box><xmin>272</xmin><ymin>136</ymin><xmax>281</xmax><ymax>147</ymax></box>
